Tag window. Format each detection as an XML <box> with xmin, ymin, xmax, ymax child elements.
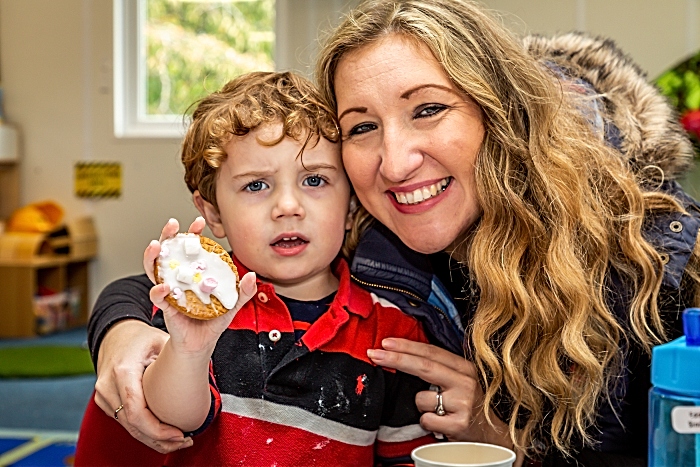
<box><xmin>114</xmin><ymin>0</ymin><xmax>275</xmax><ymax>138</ymax></box>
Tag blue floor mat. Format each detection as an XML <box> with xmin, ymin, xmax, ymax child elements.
<box><xmin>0</xmin><ymin>430</ymin><xmax>76</xmax><ymax>466</ymax></box>
<box><xmin>0</xmin><ymin>328</ymin><xmax>87</xmax><ymax>465</ymax></box>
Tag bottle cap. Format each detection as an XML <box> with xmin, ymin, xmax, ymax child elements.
<box><xmin>684</xmin><ymin>307</ymin><xmax>700</xmax><ymax>346</ymax></box>
<box><xmin>651</xmin><ymin>308</ymin><xmax>700</xmax><ymax>396</ymax></box>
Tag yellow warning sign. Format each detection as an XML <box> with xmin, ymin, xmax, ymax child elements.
<box><xmin>74</xmin><ymin>162</ymin><xmax>121</xmax><ymax>198</ymax></box>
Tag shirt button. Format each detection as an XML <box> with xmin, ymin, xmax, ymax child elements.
<box><xmin>269</xmin><ymin>329</ymin><xmax>281</xmax><ymax>342</ymax></box>
<box><xmin>257</xmin><ymin>292</ymin><xmax>268</xmax><ymax>303</ymax></box>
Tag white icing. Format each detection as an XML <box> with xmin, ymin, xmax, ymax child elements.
<box><xmin>157</xmin><ymin>233</ymin><xmax>238</xmax><ymax>310</ymax></box>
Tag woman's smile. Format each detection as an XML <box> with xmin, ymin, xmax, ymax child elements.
<box><xmin>389</xmin><ymin>176</ymin><xmax>452</xmax><ymax>206</ymax></box>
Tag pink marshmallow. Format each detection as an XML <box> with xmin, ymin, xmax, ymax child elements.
<box><xmin>199</xmin><ymin>277</ymin><xmax>218</xmax><ymax>294</ymax></box>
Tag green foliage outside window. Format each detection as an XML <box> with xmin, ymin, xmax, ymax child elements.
<box><xmin>146</xmin><ymin>0</ymin><xmax>275</xmax><ymax>117</ymax></box>
<box><xmin>656</xmin><ymin>51</ymin><xmax>700</xmax><ymax>156</ymax></box>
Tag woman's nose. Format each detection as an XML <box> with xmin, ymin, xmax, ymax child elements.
<box><xmin>379</xmin><ymin>125</ymin><xmax>424</xmax><ymax>182</ymax></box>
<box><xmin>272</xmin><ymin>188</ymin><xmax>305</xmax><ymax>219</ymax></box>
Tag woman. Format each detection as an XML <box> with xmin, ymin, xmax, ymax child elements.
<box><xmin>79</xmin><ymin>0</ymin><xmax>700</xmax><ymax>465</ymax></box>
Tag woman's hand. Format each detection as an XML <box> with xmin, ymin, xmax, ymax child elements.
<box><xmin>94</xmin><ymin>319</ymin><xmax>193</xmax><ymax>453</ymax></box>
<box><xmin>367</xmin><ymin>338</ymin><xmax>514</xmax><ymax>447</ymax></box>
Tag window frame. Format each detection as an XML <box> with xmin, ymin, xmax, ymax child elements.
<box><xmin>113</xmin><ymin>0</ymin><xmax>278</xmax><ymax>139</ymax></box>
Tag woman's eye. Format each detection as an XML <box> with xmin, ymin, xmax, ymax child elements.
<box><xmin>303</xmin><ymin>175</ymin><xmax>326</xmax><ymax>187</ymax></box>
<box><xmin>347</xmin><ymin>122</ymin><xmax>377</xmax><ymax>136</ymax></box>
<box><xmin>416</xmin><ymin>104</ymin><xmax>447</xmax><ymax>119</ymax></box>
<box><xmin>244</xmin><ymin>180</ymin><xmax>268</xmax><ymax>192</ymax></box>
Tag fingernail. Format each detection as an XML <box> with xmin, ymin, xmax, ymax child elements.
<box><xmin>195</xmin><ymin>216</ymin><xmax>204</xmax><ymax>222</ymax></box>
<box><xmin>242</xmin><ymin>273</ymin><xmax>256</xmax><ymax>295</ymax></box>
<box><xmin>367</xmin><ymin>349</ymin><xmax>386</xmax><ymax>360</ymax></box>
<box><xmin>168</xmin><ymin>218</ymin><xmax>177</xmax><ymax>223</ymax></box>
<box><xmin>149</xmin><ymin>239</ymin><xmax>159</xmax><ymax>247</ymax></box>
<box><xmin>382</xmin><ymin>338</ymin><xmax>396</xmax><ymax>350</ymax></box>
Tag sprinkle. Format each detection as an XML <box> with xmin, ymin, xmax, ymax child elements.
<box><xmin>193</xmin><ymin>273</ymin><xmax>202</xmax><ymax>283</ymax></box>
<box><xmin>169</xmin><ymin>260</ymin><xmax>180</xmax><ymax>269</ymax></box>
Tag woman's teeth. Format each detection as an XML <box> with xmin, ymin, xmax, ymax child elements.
<box><xmin>394</xmin><ymin>178</ymin><xmax>450</xmax><ymax>205</ymax></box>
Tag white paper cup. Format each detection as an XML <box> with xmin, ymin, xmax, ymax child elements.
<box><xmin>411</xmin><ymin>442</ymin><xmax>516</xmax><ymax>467</ymax></box>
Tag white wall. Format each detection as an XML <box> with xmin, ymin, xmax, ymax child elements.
<box><xmin>484</xmin><ymin>0</ymin><xmax>700</xmax><ymax>79</ymax></box>
<box><xmin>0</xmin><ymin>0</ymin><xmax>697</xmax><ymax>309</ymax></box>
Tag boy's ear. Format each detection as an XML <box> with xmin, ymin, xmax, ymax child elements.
<box><xmin>346</xmin><ymin>195</ymin><xmax>358</xmax><ymax>231</ymax></box>
<box><xmin>193</xmin><ymin>191</ymin><xmax>226</xmax><ymax>238</ymax></box>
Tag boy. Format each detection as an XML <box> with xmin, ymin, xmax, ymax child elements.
<box><xmin>141</xmin><ymin>71</ymin><xmax>435</xmax><ymax>466</ymax></box>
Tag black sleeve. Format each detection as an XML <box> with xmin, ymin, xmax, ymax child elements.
<box><xmin>87</xmin><ymin>273</ymin><xmax>155</xmax><ymax>368</ymax></box>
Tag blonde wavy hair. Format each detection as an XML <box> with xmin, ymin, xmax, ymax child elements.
<box><xmin>181</xmin><ymin>71</ymin><xmax>339</xmax><ymax>209</ymax></box>
<box><xmin>317</xmin><ymin>0</ymin><xmax>692</xmax><ymax>457</ymax></box>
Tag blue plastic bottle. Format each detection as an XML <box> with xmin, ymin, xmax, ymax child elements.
<box><xmin>649</xmin><ymin>308</ymin><xmax>700</xmax><ymax>466</ymax></box>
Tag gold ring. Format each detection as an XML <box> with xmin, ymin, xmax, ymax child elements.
<box><xmin>114</xmin><ymin>404</ymin><xmax>124</xmax><ymax>420</ymax></box>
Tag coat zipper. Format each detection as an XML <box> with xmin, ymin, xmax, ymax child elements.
<box><xmin>350</xmin><ymin>274</ymin><xmax>452</xmax><ymax>323</ymax></box>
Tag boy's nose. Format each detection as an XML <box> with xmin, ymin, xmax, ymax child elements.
<box><xmin>272</xmin><ymin>189</ymin><xmax>305</xmax><ymax>219</ymax></box>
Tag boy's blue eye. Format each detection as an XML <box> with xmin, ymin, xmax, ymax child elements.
<box><xmin>303</xmin><ymin>175</ymin><xmax>325</xmax><ymax>187</ymax></box>
<box><xmin>245</xmin><ymin>180</ymin><xmax>268</xmax><ymax>192</ymax></box>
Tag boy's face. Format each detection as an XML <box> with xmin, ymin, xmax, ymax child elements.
<box><xmin>200</xmin><ymin>123</ymin><xmax>351</xmax><ymax>299</ymax></box>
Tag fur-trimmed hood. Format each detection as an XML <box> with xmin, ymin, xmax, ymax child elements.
<box><xmin>524</xmin><ymin>32</ymin><xmax>695</xmax><ymax>182</ymax></box>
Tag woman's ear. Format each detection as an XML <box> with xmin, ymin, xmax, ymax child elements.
<box><xmin>346</xmin><ymin>195</ymin><xmax>358</xmax><ymax>230</ymax></box>
<box><xmin>193</xmin><ymin>191</ymin><xmax>226</xmax><ymax>238</ymax></box>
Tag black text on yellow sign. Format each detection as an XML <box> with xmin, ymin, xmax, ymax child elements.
<box><xmin>74</xmin><ymin>162</ymin><xmax>122</xmax><ymax>198</ymax></box>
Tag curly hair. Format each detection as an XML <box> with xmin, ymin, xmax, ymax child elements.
<box><xmin>316</xmin><ymin>0</ymin><xmax>692</xmax><ymax>457</ymax></box>
<box><xmin>181</xmin><ymin>71</ymin><xmax>339</xmax><ymax>209</ymax></box>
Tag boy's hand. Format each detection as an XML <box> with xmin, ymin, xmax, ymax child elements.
<box><xmin>148</xmin><ymin>272</ymin><xmax>256</xmax><ymax>355</ymax></box>
<box><xmin>144</xmin><ymin>216</ymin><xmax>257</xmax><ymax>354</ymax></box>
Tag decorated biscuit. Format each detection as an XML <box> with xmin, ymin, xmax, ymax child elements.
<box><xmin>154</xmin><ymin>233</ymin><xmax>239</xmax><ymax>320</ymax></box>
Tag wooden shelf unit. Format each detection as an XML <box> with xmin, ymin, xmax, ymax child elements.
<box><xmin>0</xmin><ymin>160</ymin><xmax>98</xmax><ymax>338</ymax></box>
<box><xmin>0</xmin><ymin>253</ymin><xmax>93</xmax><ymax>338</ymax></box>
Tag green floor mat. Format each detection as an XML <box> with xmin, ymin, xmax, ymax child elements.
<box><xmin>0</xmin><ymin>346</ymin><xmax>94</xmax><ymax>378</ymax></box>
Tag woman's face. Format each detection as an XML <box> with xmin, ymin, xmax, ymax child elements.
<box><xmin>335</xmin><ymin>34</ymin><xmax>485</xmax><ymax>254</ymax></box>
